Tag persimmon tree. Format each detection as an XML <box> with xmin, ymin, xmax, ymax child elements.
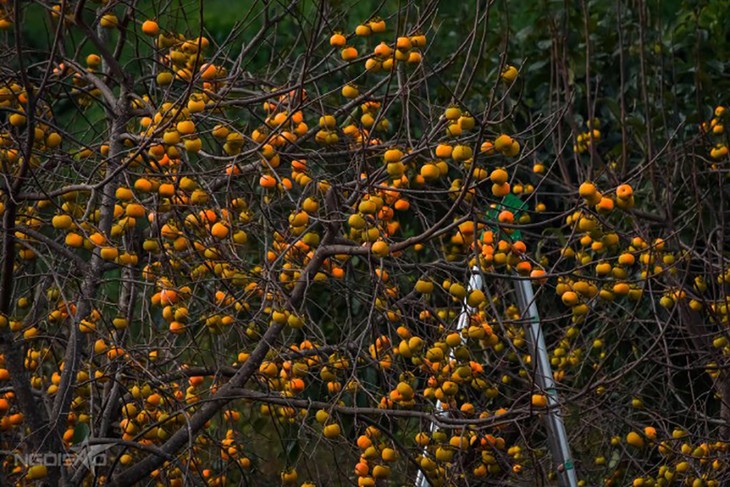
<box><xmin>1</xmin><ymin>0</ymin><xmax>729</xmax><ymax>486</ymax></box>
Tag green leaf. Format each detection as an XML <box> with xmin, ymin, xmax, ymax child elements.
<box><xmin>484</xmin><ymin>194</ymin><xmax>526</xmax><ymax>241</ymax></box>
<box><xmin>72</xmin><ymin>423</ymin><xmax>90</xmax><ymax>444</ymax></box>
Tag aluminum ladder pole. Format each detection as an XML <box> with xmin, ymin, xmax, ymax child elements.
<box><xmin>415</xmin><ymin>268</ymin><xmax>482</xmax><ymax>487</ymax></box>
<box><xmin>515</xmin><ymin>277</ymin><xmax>578</xmax><ymax>487</ymax></box>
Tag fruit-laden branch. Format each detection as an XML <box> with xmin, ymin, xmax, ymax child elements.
<box><xmin>0</xmin><ymin>3</ymin><xmax>66</xmax><ymax>483</ymax></box>
<box><xmin>46</xmin><ymin>87</ymin><xmax>133</xmax><ymax>487</ymax></box>
<box><xmin>105</xmin><ymin>188</ymin><xmax>342</xmax><ymax>486</ymax></box>
<box><xmin>223</xmin><ymin>388</ymin><xmax>527</xmax><ymax>429</ymax></box>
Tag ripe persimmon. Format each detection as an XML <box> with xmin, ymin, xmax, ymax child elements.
<box><xmin>142</xmin><ymin>19</ymin><xmax>160</xmax><ymax>36</ymax></box>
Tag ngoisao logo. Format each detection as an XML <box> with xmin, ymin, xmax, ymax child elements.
<box><xmin>0</xmin><ymin>439</ymin><xmax>113</xmax><ymax>469</ymax></box>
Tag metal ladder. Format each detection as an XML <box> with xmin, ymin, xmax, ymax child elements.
<box><xmin>415</xmin><ymin>268</ymin><xmax>578</xmax><ymax>487</ymax></box>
